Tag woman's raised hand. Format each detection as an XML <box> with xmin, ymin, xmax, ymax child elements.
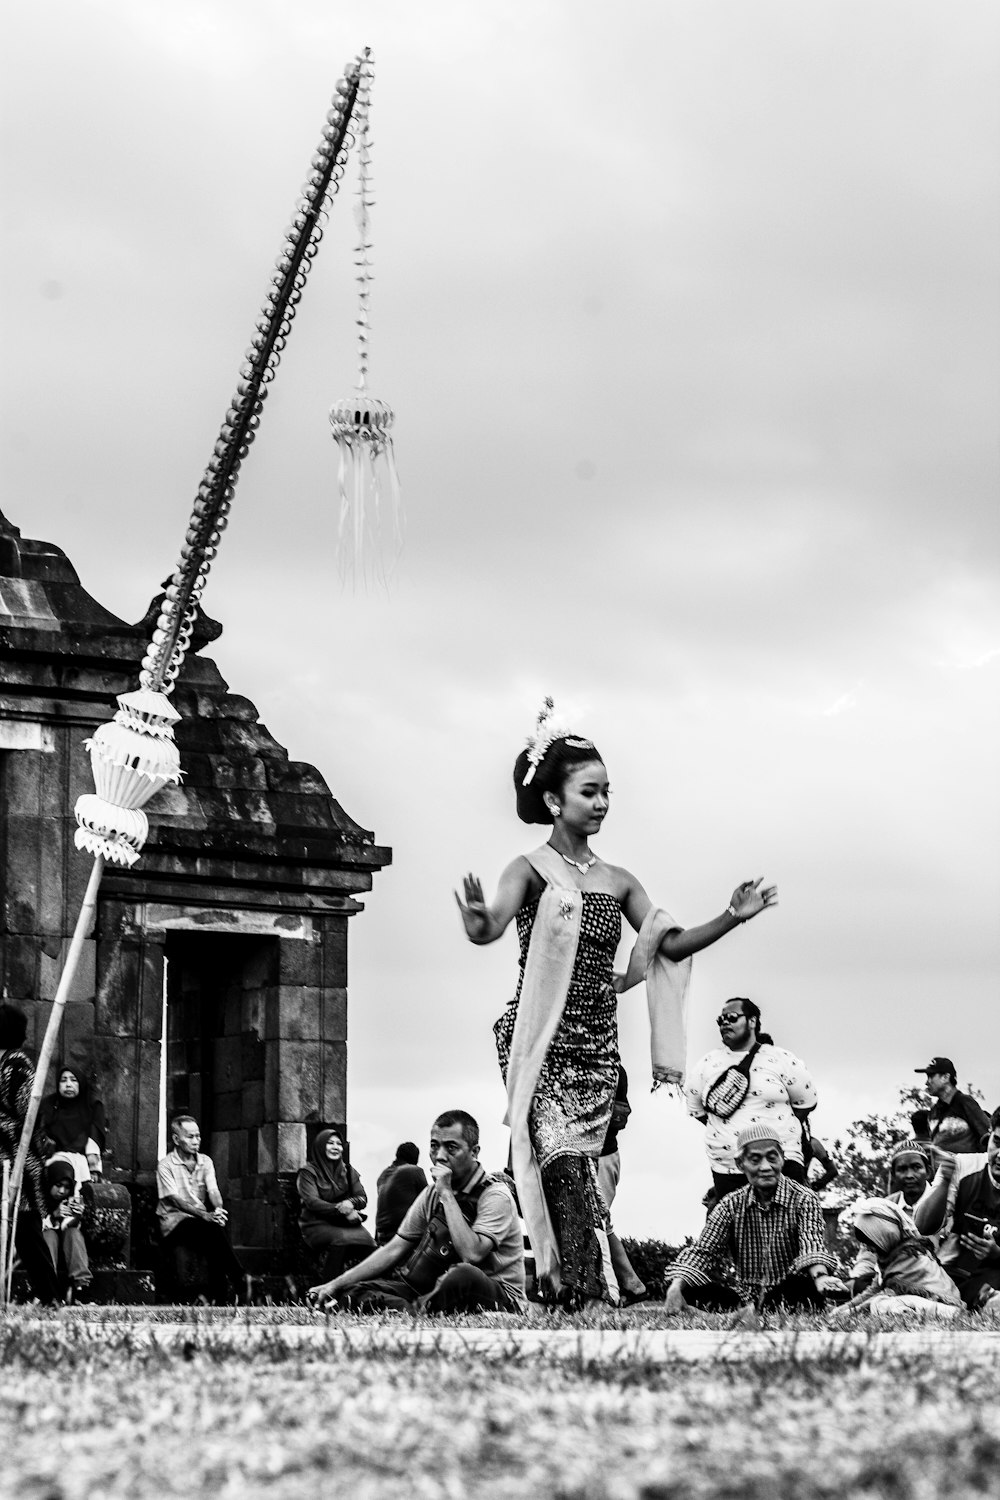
<box><xmin>728</xmin><ymin>877</ymin><xmax>778</xmax><ymax>923</ymax></box>
<box><xmin>455</xmin><ymin>874</ymin><xmax>492</xmax><ymax>942</ymax></box>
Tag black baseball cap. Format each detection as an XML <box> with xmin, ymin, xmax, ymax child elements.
<box><xmin>914</xmin><ymin>1057</ymin><xmax>956</xmax><ymax>1076</ymax></box>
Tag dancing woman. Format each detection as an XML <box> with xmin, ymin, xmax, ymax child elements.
<box><xmin>456</xmin><ymin>703</ymin><xmax>777</xmax><ymax>1307</ymax></box>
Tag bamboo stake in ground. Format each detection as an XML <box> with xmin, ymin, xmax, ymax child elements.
<box><xmin>1</xmin><ymin>1159</ymin><xmax>10</xmax><ymax>1304</ymax></box>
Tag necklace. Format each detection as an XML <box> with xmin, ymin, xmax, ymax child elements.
<box><xmin>558</xmin><ymin>850</ymin><xmax>597</xmax><ymax>875</ymax></box>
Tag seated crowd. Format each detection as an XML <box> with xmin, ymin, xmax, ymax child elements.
<box><xmin>2</xmin><ymin>994</ymin><xmax>998</xmax><ymax>1319</ymax></box>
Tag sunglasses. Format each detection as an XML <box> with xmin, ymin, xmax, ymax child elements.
<box><xmin>716</xmin><ymin>1014</ymin><xmax>746</xmax><ymax>1027</ymax></box>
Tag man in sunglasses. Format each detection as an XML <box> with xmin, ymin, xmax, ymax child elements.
<box><xmin>686</xmin><ymin>997</ymin><xmax>818</xmax><ymax>1201</ymax></box>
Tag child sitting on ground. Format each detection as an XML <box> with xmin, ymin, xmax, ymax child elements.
<box><xmin>41</xmin><ymin>1156</ymin><xmax>92</xmax><ymax>1303</ymax></box>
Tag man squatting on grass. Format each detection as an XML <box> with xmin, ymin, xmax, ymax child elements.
<box><xmin>665</xmin><ymin>1123</ymin><xmax>846</xmax><ymax>1314</ymax></box>
<box><xmin>309</xmin><ymin>1111</ymin><xmax>526</xmax><ymax>1314</ymax></box>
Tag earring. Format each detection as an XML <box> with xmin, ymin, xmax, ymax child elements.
<box><xmin>548</xmin><ymin>804</ymin><xmax>560</xmax><ymax>817</ymax></box>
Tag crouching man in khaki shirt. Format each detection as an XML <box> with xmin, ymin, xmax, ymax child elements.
<box><xmin>309</xmin><ymin>1110</ymin><xmax>525</xmax><ymax>1314</ymax></box>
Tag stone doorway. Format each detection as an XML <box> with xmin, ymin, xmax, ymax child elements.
<box><xmin>163</xmin><ymin>930</ymin><xmax>272</xmax><ymax>1222</ymax></box>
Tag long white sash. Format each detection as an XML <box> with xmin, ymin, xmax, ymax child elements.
<box><xmin>503</xmin><ymin>845</ymin><xmax>579</xmax><ymax>1286</ymax></box>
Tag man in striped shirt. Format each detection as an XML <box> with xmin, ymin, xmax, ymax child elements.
<box><xmin>666</xmin><ymin>1123</ymin><xmax>845</xmax><ymax>1313</ymax></box>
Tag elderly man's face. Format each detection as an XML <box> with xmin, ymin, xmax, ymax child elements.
<box><xmin>172</xmin><ymin>1121</ymin><xmax>201</xmax><ymax>1155</ymax></box>
<box><xmin>740</xmin><ymin>1143</ymin><xmax>784</xmax><ymax>1192</ymax></box>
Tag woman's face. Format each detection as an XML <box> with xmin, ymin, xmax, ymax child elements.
<box><xmin>324</xmin><ymin>1134</ymin><xmax>344</xmax><ymax>1161</ymax></box>
<box><xmin>58</xmin><ymin>1071</ymin><xmax>80</xmax><ymax>1099</ymax></box>
<box><xmin>551</xmin><ymin>761</ymin><xmax>610</xmax><ymax>834</ymax></box>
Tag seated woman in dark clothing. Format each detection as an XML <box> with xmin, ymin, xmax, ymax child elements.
<box><xmin>39</xmin><ymin>1066</ymin><xmax>107</xmax><ymax>1183</ymax></box>
<box><xmin>0</xmin><ymin>1003</ymin><xmax>60</xmax><ymax>1304</ymax></box>
<box><xmin>296</xmin><ymin>1129</ymin><xmax>375</xmax><ymax>1277</ymax></box>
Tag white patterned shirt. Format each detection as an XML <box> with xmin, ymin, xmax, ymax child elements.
<box><xmin>686</xmin><ymin>1043</ymin><xmax>817</xmax><ymax>1172</ymax></box>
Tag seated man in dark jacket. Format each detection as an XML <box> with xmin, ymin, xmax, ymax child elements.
<box><xmin>375</xmin><ymin>1141</ymin><xmax>428</xmax><ymax>1245</ymax></box>
<box><xmin>309</xmin><ymin>1111</ymin><xmax>525</xmax><ymax>1314</ymax></box>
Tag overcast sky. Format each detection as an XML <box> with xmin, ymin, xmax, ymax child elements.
<box><xmin>3</xmin><ymin>1</ymin><xmax>998</xmax><ymax>1238</ymax></box>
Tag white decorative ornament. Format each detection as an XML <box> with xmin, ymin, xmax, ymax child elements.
<box><xmin>74</xmin><ymin>689</ymin><xmax>183</xmax><ymax>865</ymax></box>
<box><xmin>328</xmin><ymin>53</ymin><xmax>402</xmax><ymax>586</ymax></box>
<box><xmin>522</xmin><ymin>696</ymin><xmax>569</xmax><ymax>785</ymax></box>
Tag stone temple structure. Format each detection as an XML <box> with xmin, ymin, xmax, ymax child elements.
<box><xmin>0</xmin><ymin>509</ymin><xmax>389</xmax><ymax>1275</ymax></box>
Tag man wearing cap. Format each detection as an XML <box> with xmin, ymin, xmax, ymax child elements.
<box><xmin>915</xmin><ymin>1058</ymin><xmax>991</xmax><ymax>1156</ymax></box>
<box><xmin>665</xmin><ymin>1123</ymin><xmax>844</xmax><ymax>1314</ymax></box>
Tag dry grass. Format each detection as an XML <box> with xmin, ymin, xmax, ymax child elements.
<box><xmin>1</xmin><ymin>1308</ymin><xmax>998</xmax><ymax>1500</ymax></box>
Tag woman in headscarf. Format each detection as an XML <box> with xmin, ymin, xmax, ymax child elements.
<box><xmin>0</xmin><ymin>1003</ymin><xmax>60</xmax><ymax>1303</ymax></box>
<box><xmin>456</xmin><ymin>700</ymin><xmax>778</xmax><ymax>1308</ymax></box>
<box><xmin>39</xmin><ymin>1066</ymin><xmax>107</xmax><ymax>1184</ymax></box>
<box><xmin>838</xmin><ymin>1196</ymin><xmax>962</xmax><ymax>1322</ymax></box>
<box><xmin>296</xmin><ymin>1129</ymin><xmax>375</xmax><ymax>1279</ymax></box>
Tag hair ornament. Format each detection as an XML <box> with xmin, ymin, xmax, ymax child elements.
<box><xmin>522</xmin><ymin>697</ymin><xmax>567</xmax><ymax>785</ymax></box>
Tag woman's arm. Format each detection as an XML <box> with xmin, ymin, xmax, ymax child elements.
<box><xmin>348</xmin><ymin>1167</ymin><xmax>368</xmax><ymax>1211</ymax></box>
<box><xmin>619</xmin><ymin>872</ymin><xmax>777</xmax><ymax>960</ymax></box>
<box><xmin>295</xmin><ymin>1167</ymin><xmax>345</xmax><ymax>1220</ymax></box>
<box><xmin>455</xmin><ymin>857</ymin><xmax>539</xmax><ymax>945</ymax></box>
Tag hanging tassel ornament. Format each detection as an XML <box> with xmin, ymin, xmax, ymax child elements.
<box><xmin>329</xmin><ymin>53</ymin><xmax>401</xmax><ymax>585</ymax></box>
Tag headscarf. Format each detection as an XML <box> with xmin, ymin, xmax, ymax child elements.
<box><xmin>307</xmin><ymin>1129</ymin><xmax>349</xmax><ymax>1195</ymax></box>
<box><xmin>43</xmin><ymin>1155</ymin><xmax>77</xmax><ymax>1190</ymax></box>
<box><xmin>852</xmin><ymin>1197</ymin><xmax>922</xmax><ymax>1257</ymax></box>
<box><xmin>40</xmin><ymin>1067</ymin><xmax>105</xmax><ymax>1153</ymax></box>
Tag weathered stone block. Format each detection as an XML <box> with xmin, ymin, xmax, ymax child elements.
<box><xmin>264</xmin><ymin>987</ymin><xmax>321</xmax><ymax>1042</ymax></box>
<box><xmin>210</xmin><ymin>1130</ymin><xmax>231</xmax><ymax>1182</ymax></box>
<box><xmin>241</xmin><ymin>1079</ymin><xmax>265</xmax><ymax>1128</ymax></box>
<box><xmin>320</xmin><ymin>988</ymin><xmax>348</xmax><ymax>1042</ymax></box>
<box><xmin>92</xmin><ymin>1035</ymin><xmax>138</xmax><ymax>1174</ymax></box>
<box><xmin>243</xmin><ymin>940</ymin><xmax>278</xmax><ymax>989</ymax></box>
<box><xmin>37</xmin><ymin>816</ymin><xmax>68</xmax><ymax>936</ymax></box>
<box><xmin>241</xmin><ymin>987</ymin><xmax>266</xmax><ymax>1036</ymax></box>
<box><xmin>3</xmin><ymin>815</ymin><xmax>40</xmax><ymax>932</ymax></box>
<box><xmin>135</xmin><ymin>1042</ymin><xmax>162</xmax><ymax>1175</ymax></box>
<box><xmin>265</xmin><ymin>1041</ymin><xmax>322</xmax><ymax>1121</ymax></box>
<box><xmin>240</xmin><ymin>1029</ymin><xmax>266</xmax><ymax>1082</ymax></box>
<box><xmin>257</xmin><ymin>1123</ymin><xmax>277</xmax><ymax>1176</ymax></box>
<box><xmin>277</xmin><ymin>937</ymin><xmax>322</xmax><ymax>987</ymax></box>
<box><xmin>94</xmin><ymin>941</ymin><xmax>141</xmax><ymax>1036</ymax></box>
<box><xmin>137</xmin><ymin>942</ymin><xmax>165</xmax><ymax>1042</ymax></box>
<box><xmin>212</xmin><ymin>1034</ymin><xmax>243</xmax><ymax>1093</ymax></box>
<box><xmin>277</xmin><ymin>1121</ymin><xmax>307</xmax><ymax>1173</ymax></box>
<box><xmin>38</xmin><ymin>935</ymin><xmax>96</xmax><ymax>1004</ymax></box>
<box><xmin>222</xmin><ymin>985</ymin><xmax>242</xmax><ymax>1037</ymax></box>
<box><xmin>4</xmin><ymin>749</ymin><xmax>41</xmax><ymax>814</ymax></box>
<box><xmin>320</xmin><ymin>1042</ymin><xmax>347</xmax><ymax>1123</ymax></box>
<box><xmin>213</xmin><ymin>1090</ymin><xmax>242</xmax><ymax>1132</ymax></box>
<box><xmin>319</xmin><ymin>920</ymin><xmax>348</xmax><ymax>988</ymax></box>
<box><xmin>2</xmin><ymin>934</ymin><xmax>40</xmax><ymax>998</ymax></box>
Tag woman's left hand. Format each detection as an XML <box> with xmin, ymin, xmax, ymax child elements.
<box><xmin>728</xmin><ymin>877</ymin><xmax>778</xmax><ymax>923</ymax></box>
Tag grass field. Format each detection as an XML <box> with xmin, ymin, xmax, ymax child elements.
<box><xmin>2</xmin><ymin>1307</ymin><xmax>999</xmax><ymax>1500</ymax></box>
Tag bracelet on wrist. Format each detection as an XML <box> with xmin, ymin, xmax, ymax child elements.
<box><xmin>727</xmin><ymin>903</ymin><xmax>742</xmax><ymax>922</ymax></box>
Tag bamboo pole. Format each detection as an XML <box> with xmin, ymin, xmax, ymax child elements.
<box><xmin>0</xmin><ymin>855</ymin><xmax>104</xmax><ymax>1305</ymax></box>
<box><xmin>1</xmin><ymin>1159</ymin><xmax>10</xmax><ymax>1304</ymax></box>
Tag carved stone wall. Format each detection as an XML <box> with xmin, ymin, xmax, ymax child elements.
<box><xmin>0</xmin><ymin>509</ymin><xmax>389</xmax><ymax>1270</ymax></box>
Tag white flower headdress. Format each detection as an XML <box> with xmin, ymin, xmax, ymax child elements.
<box><xmin>521</xmin><ymin>697</ymin><xmax>593</xmax><ymax>785</ymax></box>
